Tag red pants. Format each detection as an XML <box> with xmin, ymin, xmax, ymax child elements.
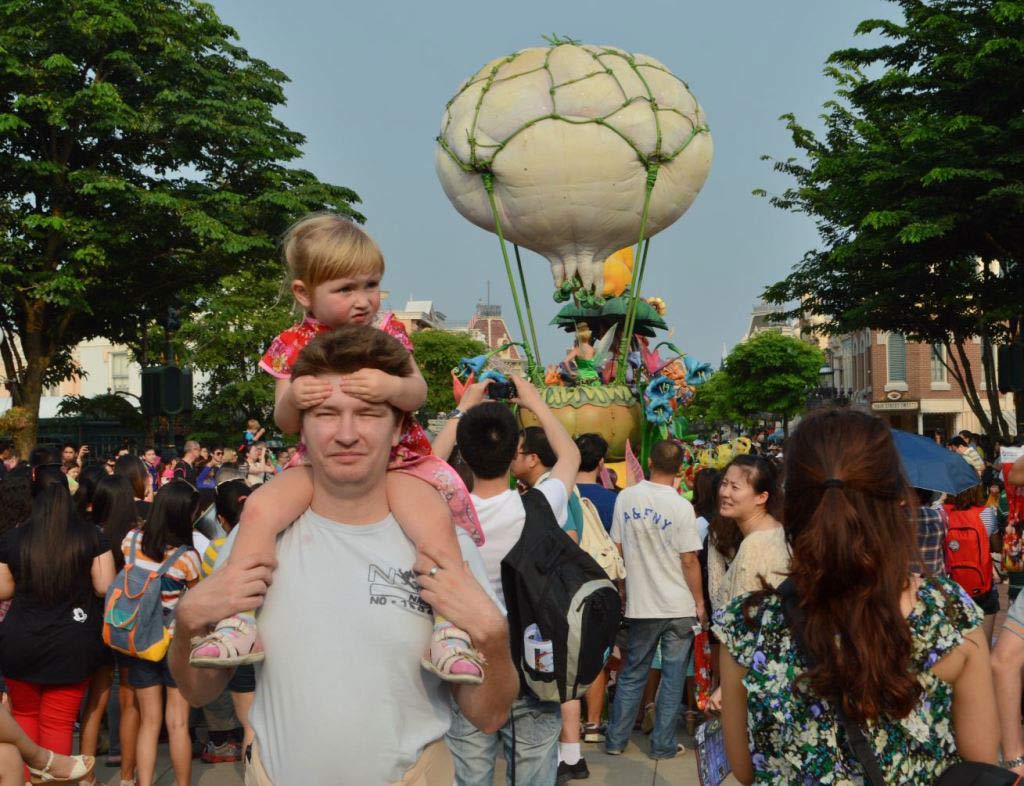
<box><xmin>6</xmin><ymin>678</ymin><xmax>89</xmax><ymax>754</ymax></box>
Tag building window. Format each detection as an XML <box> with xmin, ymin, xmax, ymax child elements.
<box><xmin>887</xmin><ymin>333</ymin><xmax>907</xmax><ymax>383</ymax></box>
<box><xmin>931</xmin><ymin>344</ymin><xmax>947</xmax><ymax>383</ymax></box>
<box><xmin>111</xmin><ymin>352</ymin><xmax>130</xmax><ymax>393</ymax></box>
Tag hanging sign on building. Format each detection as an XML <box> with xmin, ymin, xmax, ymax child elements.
<box><xmin>871</xmin><ymin>400</ymin><xmax>920</xmax><ymax>412</ymax></box>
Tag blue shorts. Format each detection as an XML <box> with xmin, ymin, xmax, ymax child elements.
<box><xmin>123</xmin><ymin>655</ymin><xmax>176</xmax><ymax>690</ymax></box>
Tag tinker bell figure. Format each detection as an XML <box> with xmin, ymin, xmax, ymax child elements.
<box><xmin>566</xmin><ymin>321</ymin><xmax>600</xmax><ymax>385</ymax></box>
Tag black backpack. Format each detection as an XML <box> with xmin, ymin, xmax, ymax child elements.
<box><xmin>500</xmin><ymin>488</ymin><xmax>622</xmax><ymax>703</ymax></box>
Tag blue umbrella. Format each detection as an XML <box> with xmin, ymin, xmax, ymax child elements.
<box><xmin>891</xmin><ymin>429</ymin><xmax>979</xmax><ymax>495</ymax></box>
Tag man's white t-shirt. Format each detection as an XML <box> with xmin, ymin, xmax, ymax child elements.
<box><xmin>214</xmin><ymin>509</ymin><xmax>495</xmax><ymax>785</ymax></box>
<box><xmin>471</xmin><ymin>477</ymin><xmax>569</xmax><ymax>603</ymax></box>
<box><xmin>610</xmin><ymin>480</ymin><xmax>702</xmax><ymax>619</ymax></box>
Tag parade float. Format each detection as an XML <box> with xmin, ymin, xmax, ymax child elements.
<box><xmin>436</xmin><ymin>37</ymin><xmax>714</xmax><ymax>465</ymax></box>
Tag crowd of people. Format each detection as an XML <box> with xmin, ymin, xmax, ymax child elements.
<box><xmin>0</xmin><ymin>210</ymin><xmax>1021</xmax><ymax>786</ymax></box>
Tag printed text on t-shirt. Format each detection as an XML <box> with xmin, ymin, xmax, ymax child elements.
<box><xmin>625</xmin><ymin>506</ymin><xmax>673</xmax><ymax>530</ymax></box>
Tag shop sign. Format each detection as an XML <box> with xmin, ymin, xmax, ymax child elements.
<box><xmin>871</xmin><ymin>400</ymin><xmax>920</xmax><ymax>411</ymax></box>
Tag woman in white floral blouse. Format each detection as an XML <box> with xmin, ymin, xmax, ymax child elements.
<box><xmin>714</xmin><ymin>409</ymin><xmax>999</xmax><ymax>785</ymax></box>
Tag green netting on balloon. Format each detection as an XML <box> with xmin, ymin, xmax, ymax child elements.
<box><xmin>437</xmin><ymin>41</ymin><xmax>710</xmax><ymax>173</ymax></box>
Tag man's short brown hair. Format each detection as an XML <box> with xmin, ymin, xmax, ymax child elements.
<box><xmin>649</xmin><ymin>439</ymin><xmax>684</xmax><ymax>475</ymax></box>
<box><xmin>291</xmin><ymin>324</ymin><xmax>411</xmax><ymax>384</ymax></box>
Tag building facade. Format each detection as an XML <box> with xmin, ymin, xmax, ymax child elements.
<box><xmin>0</xmin><ymin>337</ymin><xmax>143</xmax><ymax>418</ymax></box>
<box><xmin>449</xmin><ymin>302</ymin><xmax>527</xmax><ymax>376</ymax></box>
<box><xmin>827</xmin><ymin>330</ymin><xmax>1016</xmax><ymax>437</ymax></box>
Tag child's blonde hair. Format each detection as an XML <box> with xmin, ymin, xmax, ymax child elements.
<box><xmin>282</xmin><ymin>212</ymin><xmax>385</xmax><ymax>289</ymax></box>
<box><xmin>246</xmin><ymin>418</ymin><xmax>260</xmax><ymax>431</ymax></box>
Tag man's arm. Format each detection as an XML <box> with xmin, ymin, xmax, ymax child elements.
<box><xmin>680</xmin><ymin>552</ymin><xmax>706</xmax><ymax>627</ymax></box>
<box><xmin>431</xmin><ymin>380</ymin><xmax>492</xmax><ymax>462</ymax></box>
<box><xmin>511</xmin><ymin>377</ymin><xmax>580</xmax><ymax>493</ymax></box>
<box><xmin>168</xmin><ymin>552</ymin><xmax>276</xmax><ymax>707</ymax></box>
<box><xmin>414</xmin><ymin>542</ymin><xmax>517</xmax><ymax>733</ymax></box>
<box><xmin>450</xmin><ymin>629</ymin><xmax>519</xmax><ymax>735</ymax></box>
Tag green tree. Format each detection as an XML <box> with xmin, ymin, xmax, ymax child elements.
<box><xmin>686</xmin><ymin>370</ymin><xmax>743</xmax><ymax>430</ymax></box>
<box><xmin>176</xmin><ymin>268</ymin><xmax>295</xmax><ymax>446</ymax></box>
<box><xmin>410</xmin><ymin>330</ymin><xmax>488</xmax><ymax>420</ymax></box>
<box><xmin>721</xmin><ymin>332</ymin><xmax>824</xmax><ymax>435</ymax></box>
<box><xmin>760</xmin><ymin>0</ymin><xmax>1024</xmax><ymax>441</ymax></box>
<box><xmin>0</xmin><ymin>0</ymin><xmax>362</xmax><ymax>456</ymax></box>
<box><xmin>56</xmin><ymin>392</ymin><xmax>145</xmax><ymax>433</ymax></box>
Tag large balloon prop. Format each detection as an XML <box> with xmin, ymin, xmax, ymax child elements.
<box><xmin>441</xmin><ymin>39</ymin><xmax>715</xmax><ymax>463</ymax></box>
<box><xmin>436</xmin><ymin>39</ymin><xmax>712</xmax><ymax>297</ymax></box>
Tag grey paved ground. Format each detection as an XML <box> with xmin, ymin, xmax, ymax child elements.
<box><xmin>90</xmin><ymin>729</ymin><xmax>741</xmax><ymax>785</ymax></box>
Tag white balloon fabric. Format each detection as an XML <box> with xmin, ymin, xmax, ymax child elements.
<box><xmin>435</xmin><ymin>41</ymin><xmax>713</xmax><ymax>294</ymax></box>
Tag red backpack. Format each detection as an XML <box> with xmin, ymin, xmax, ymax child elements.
<box><xmin>944</xmin><ymin>505</ymin><xmax>992</xmax><ymax>598</ymax></box>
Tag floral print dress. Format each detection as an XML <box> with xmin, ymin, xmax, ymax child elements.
<box><xmin>713</xmin><ymin>576</ymin><xmax>982</xmax><ymax>785</ymax></box>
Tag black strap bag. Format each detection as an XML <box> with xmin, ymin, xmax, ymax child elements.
<box><xmin>776</xmin><ymin>579</ymin><xmax>1018</xmax><ymax>786</ymax></box>
<box><xmin>500</xmin><ymin>488</ymin><xmax>621</xmax><ymax>703</ymax></box>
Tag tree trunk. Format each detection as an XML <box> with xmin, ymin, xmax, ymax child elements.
<box><xmin>943</xmin><ymin>339</ymin><xmax>999</xmax><ymax>443</ymax></box>
<box><xmin>980</xmin><ymin>333</ymin><xmax>1010</xmax><ymax>441</ymax></box>
<box><xmin>14</xmin><ymin>339</ymin><xmax>47</xmax><ymax>460</ymax></box>
<box><xmin>10</xmin><ymin>298</ymin><xmax>59</xmax><ymax>459</ymax></box>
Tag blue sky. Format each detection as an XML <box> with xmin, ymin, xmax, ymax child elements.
<box><xmin>211</xmin><ymin>0</ymin><xmax>895</xmax><ymax>365</ymax></box>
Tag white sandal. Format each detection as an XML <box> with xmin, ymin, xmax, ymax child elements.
<box><xmin>420</xmin><ymin>622</ymin><xmax>486</xmax><ymax>685</ymax></box>
<box><xmin>189</xmin><ymin>615</ymin><xmax>264</xmax><ymax>667</ymax></box>
<box><xmin>28</xmin><ymin>751</ymin><xmax>95</xmax><ymax>784</ymax></box>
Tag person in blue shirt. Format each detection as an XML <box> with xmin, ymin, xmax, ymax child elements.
<box><xmin>575</xmin><ymin>433</ymin><xmax>617</xmax><ymax>532</ymax></box>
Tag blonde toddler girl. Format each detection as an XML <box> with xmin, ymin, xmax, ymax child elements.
<box><xmin>188</xmin><ymin>213</ymin><xmax>486</xmax><ymax>683</ymax></box>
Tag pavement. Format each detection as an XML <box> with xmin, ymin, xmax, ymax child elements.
<box><xmin>93</xmin><ymin>729</ymin><xmax>741</xmax><ymax>785</ymax></box>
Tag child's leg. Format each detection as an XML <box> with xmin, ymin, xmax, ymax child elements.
<box><xmin>387</xmin><ymin>471</ymin><xmax>463</xmax><ymax>567</ymax></box>
<box><xmin>190</xmin><ymin>467</ymin><xmax>314</xmax><ymax>667</ymax></box>
<box><xmin>387</xmin><ymin>471</ymin><xmax>484</xmax><ymax>685</ymax></box>
<box><xmin>231</xmin><ymin>466</ymin><xmax>314</xmax><ymax>563</ymax></box>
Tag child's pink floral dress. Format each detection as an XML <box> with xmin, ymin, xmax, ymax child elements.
<box><xmin>259</xmin><ymin>313</ymin><xmax>483</xmax><ymax>546</ymax></box>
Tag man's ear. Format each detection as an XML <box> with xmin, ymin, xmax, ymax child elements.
<box><xmin>291</xmin><ymin>280</ymin><xmax>313</xmax><ymax>310</ymax></box>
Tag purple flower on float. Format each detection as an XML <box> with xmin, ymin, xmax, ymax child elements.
<box><xmin>752</xmin><ymin>650</ymin><xmax>767</xmax><ymax>673</ymax></box>
<box><xmin>809</xmin><ymin>703</ymin><xmax>822</xmax><ymax>718</ymax></box>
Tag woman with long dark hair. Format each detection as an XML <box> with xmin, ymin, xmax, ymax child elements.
<box><xmin>80</xmin><ymin>475</ymin><xmax>142</xmax><ymax>785</ymax></box>
<box><xmin>715</xmin><ymin>409</ymin><xmax>998</xmax><ymax>784</ymax></box>
<box><xmin>691</xmin><ymin>466</ymin><xmax>720</xmax><ymax>542</ymax></box>
<box><xmin>121</xmin><ymin>481</ymin><xmax>201</xmax><ymax>786</ymax></box>
<box><xmin>0</xmin><ymin>476</ymin><xmax>115</xmax><ymax>766</ymax></box>
<box><xmin>73</xmin><ymin>465</ymin><xmax>107</xmax><ymax>520</ymax></box>
<box><xmin>113</xmin><ymin>454</ymin><xmax>152</xmax><ymax>519</ymax></box>
<box><xmin>707</xmin><ymin>454</ymin><xmax>787</xmax><ymax>616</ymax></box>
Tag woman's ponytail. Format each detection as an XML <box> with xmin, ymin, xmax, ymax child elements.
<box><xmin>783</xmin><ymin>409</ymin><xmax>921</xmax><ymax>723</ymax></box>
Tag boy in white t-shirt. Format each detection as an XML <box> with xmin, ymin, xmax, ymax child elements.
<box><xmin>605</xmin><ymin>440</ymin><xmax>704</xmax><ymax>760</ymax></box>
<box><xmin>432</xmin><ymin>376</ymin><xmax>582</xmax><ymax>785</ymax></box>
